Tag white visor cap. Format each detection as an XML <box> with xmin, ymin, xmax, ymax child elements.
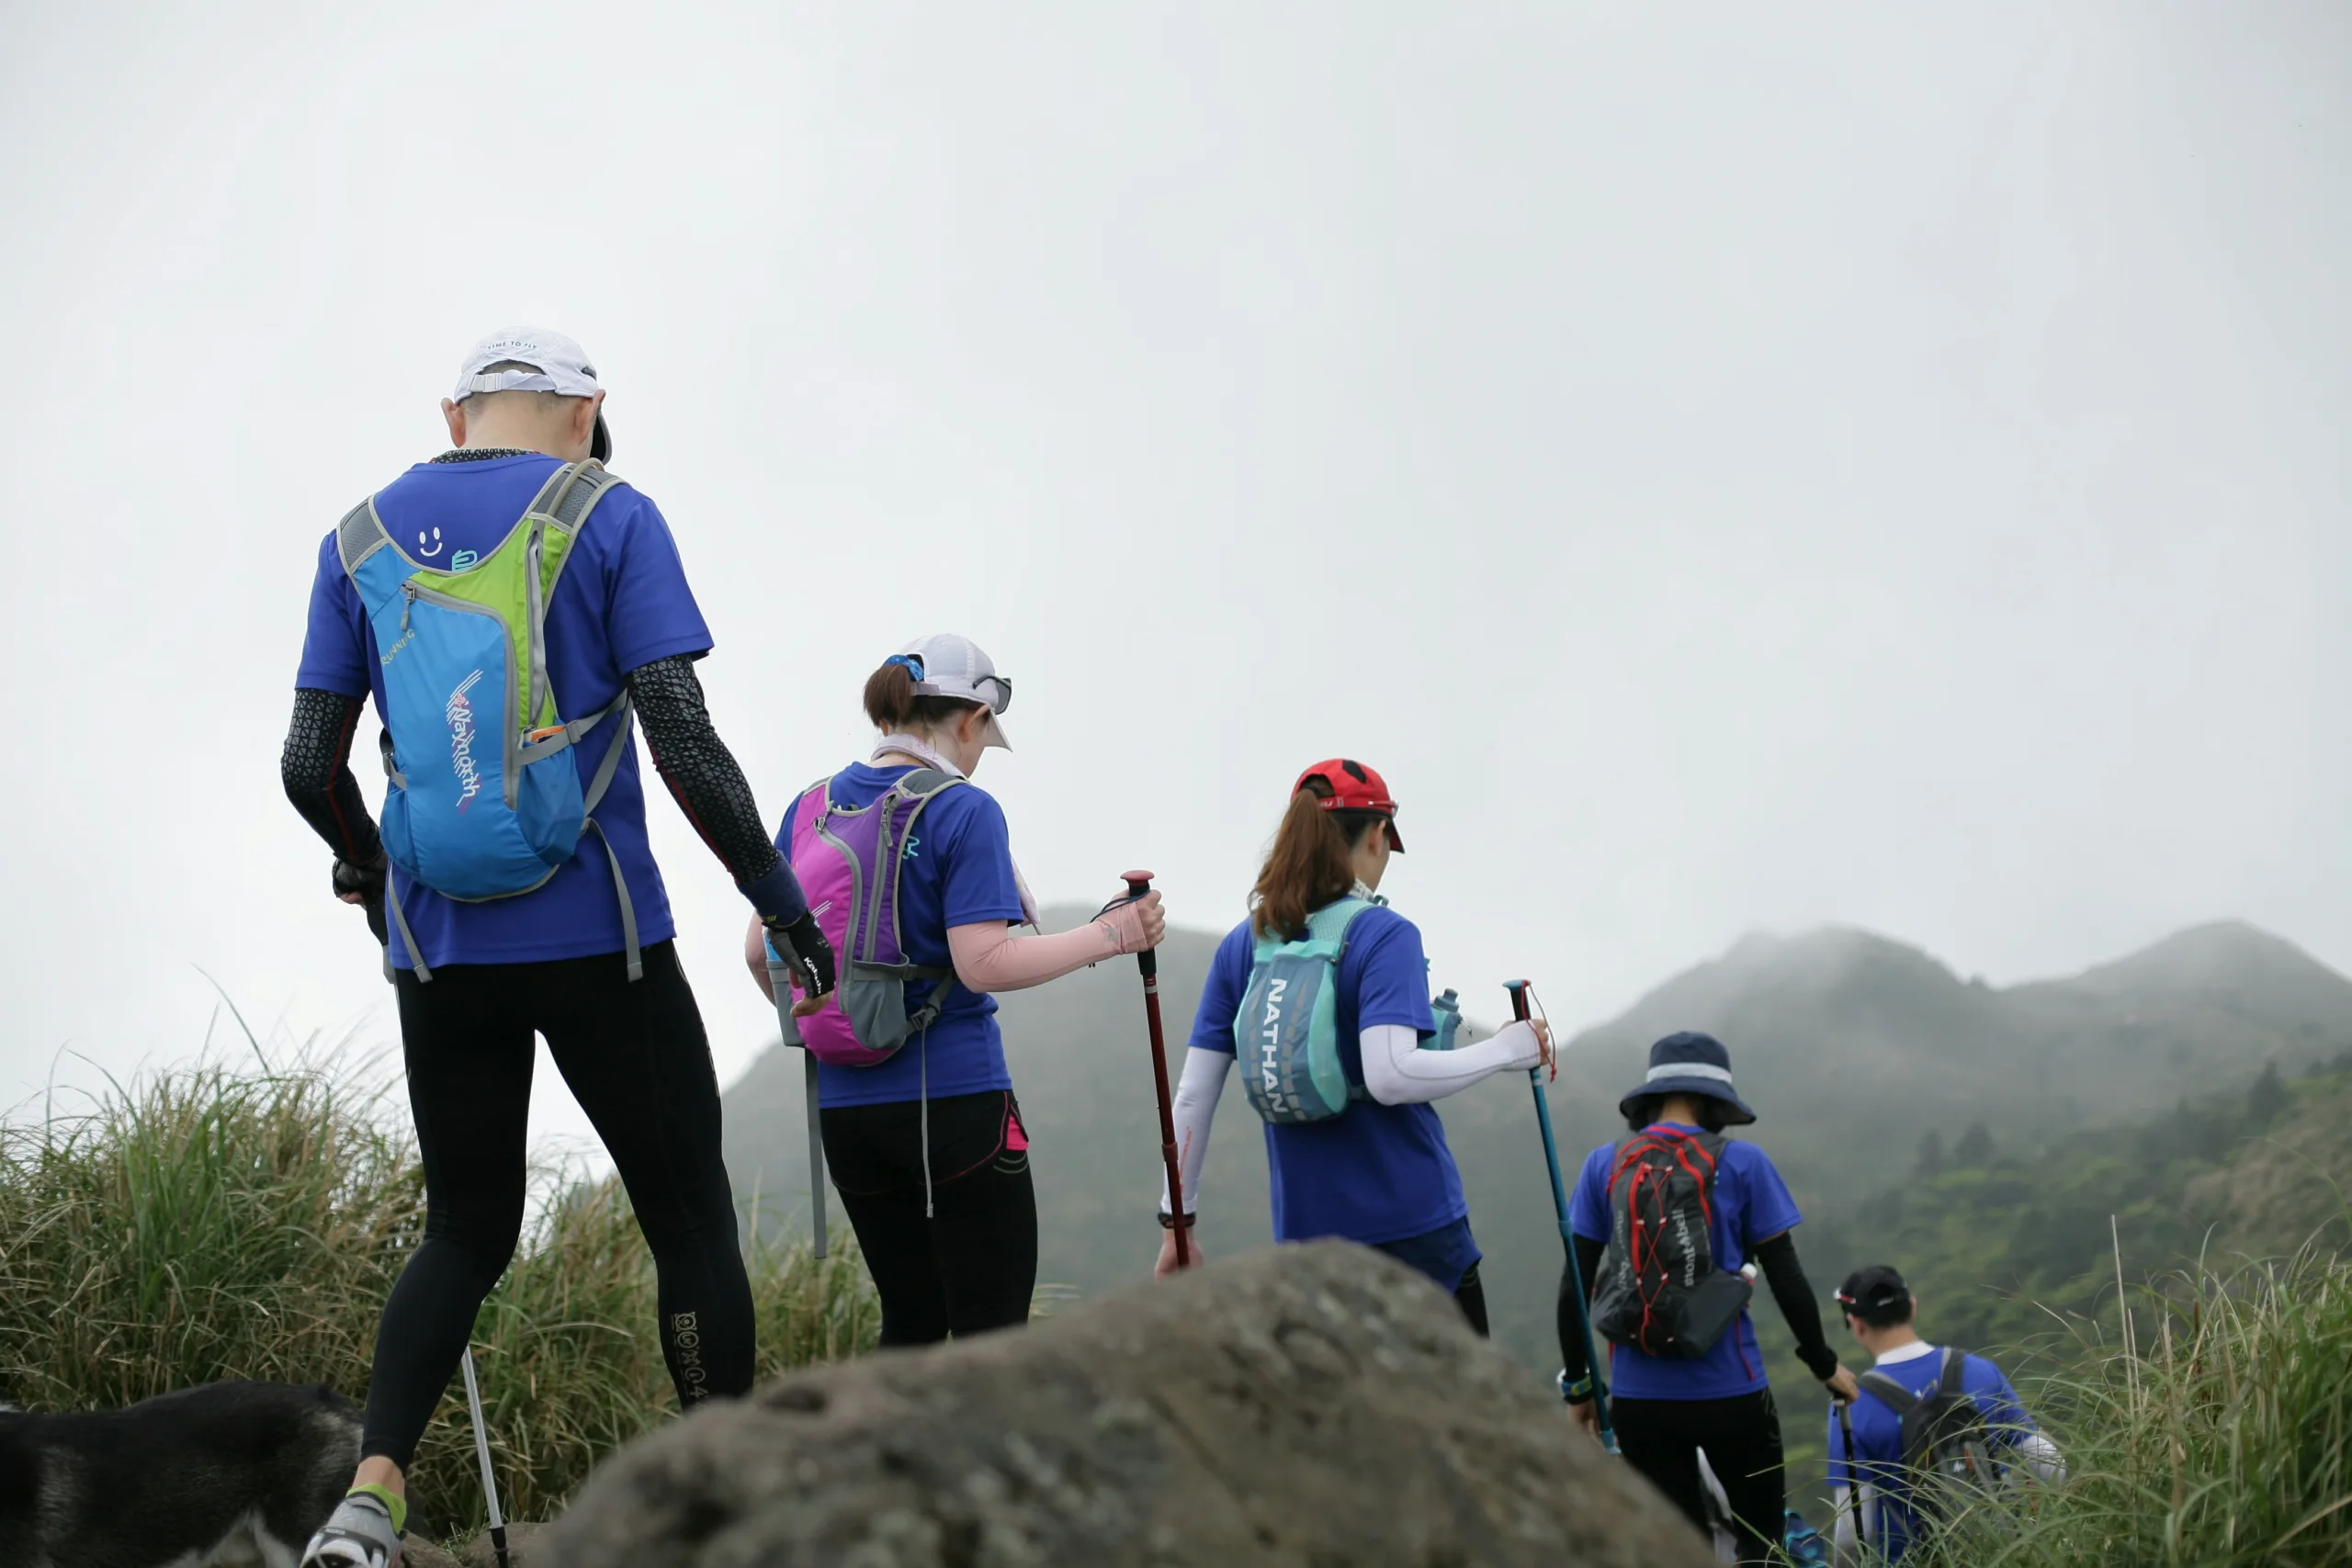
<box><xmin>896</xmin><ymin>633</ymin><xmax>1012</xmax><ymax>750</ymax></box>
<box><xmin>452</xmin><ymin>328</ymin><xmax>611</xmax><ymax>460</ymax></box>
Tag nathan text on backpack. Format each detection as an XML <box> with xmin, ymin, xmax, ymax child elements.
<box><xmin>1234</xmin><ymin>898</ymin><xmax>1468</xmax><ymax>1123</ymax></box>
<box><xmin>1589</xmin><ymin>1127</ymin><xmax>1756</xmax><ymax>1358</ymax></box>
<box><xmin>1859</xmin><ymin>1348</ymin><xmax>2006</xmax><ymax>1535</ymax></box>
<box><xmin>1234</xmin><ymin>897</ymin><xmax>1377</xmax><ymax>1122</ymax></box>
<box><xmin>337</xmin><ymin>460</ymin><xmax>638</xmax><ymax>982</ymax></box>
<box><xmin>777</xmin><ymin>770</ymin><xmax>967</xmax><ymax>1066</ymax></box>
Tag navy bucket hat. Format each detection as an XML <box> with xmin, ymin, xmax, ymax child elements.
<box><xmin>1617</xmin><ymin>1031</ymin><xmax>1758</xmax><ymax>1126</ymax></box>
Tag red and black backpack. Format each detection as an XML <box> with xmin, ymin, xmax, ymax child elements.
<box><xmin>1589</xmin><ymin>1127</ymin><xmax>1755</xmax><ymax>1358</ymax></box>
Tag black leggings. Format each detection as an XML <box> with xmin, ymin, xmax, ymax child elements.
<box><xmin>820</xmin><ymin>1089</ymin><xmax>1037</xmax><ymax>1347</ymax></box>
<box><xmin>1450</xmin><ymin>1264</ymin><xmax>1490</xmax><ymax>1337</ymax></box>
<box><xmin>1611</xmin><ymin>1388</ymin><xmax>1786</xmax><ymax>1566</ymax></box>
<box><xmin>363</xmin><ymin>942</ymin><xmax>752</xmax><ymax>1468</ymax></box>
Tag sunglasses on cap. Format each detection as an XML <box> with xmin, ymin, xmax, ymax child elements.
<box><xmin>884</xmin><ymin>653</ymin><xmax>1012</xmax><ymax>715</ymax></box>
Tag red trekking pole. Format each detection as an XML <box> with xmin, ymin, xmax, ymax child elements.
<box><xmin>1124</xmin><ymin>872</ymin><xmax>1189</xmax><ymax>1267</ymax></box>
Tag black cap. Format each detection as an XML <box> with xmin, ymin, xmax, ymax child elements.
<box><xmin>1837</xmin><ymin>1264</ymin><xmax>1911</xmax><ymax>1318</ymax></box>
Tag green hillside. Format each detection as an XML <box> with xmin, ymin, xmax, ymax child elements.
<box><xmin>723</xmin><ymin>915</ymin><xmax>2352</xmax><ymax>1381</ymax></box>
<box><xmin>1814</xmin><ymin>1059</ymin><xmax>2352</xmax><ymax>1357</ymax></box>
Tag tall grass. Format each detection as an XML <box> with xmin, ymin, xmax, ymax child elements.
<box><xmin>1905</xmin><ymin>1245</ymin><xmax>2352</xmax><ymax>1567</ymax></box>
<box><xmin>0</xmin><ymin>1051</ymin><xmax>879</xmax><ymax>1529</ymax></box>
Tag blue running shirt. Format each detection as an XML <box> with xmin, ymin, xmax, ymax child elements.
<box><xmin>1569</xmin><ymin>1126</ymin><xmax>1804</xmax><ymax>1400</ymax></box>
<box><xmin>775</xmin><ymin>763</ymin><xmax>1027</xmax><ymax>1110</ymax></box>
<box><xmin>295</xmin><ymin>456</ymin><xmax>711</xmax><ymax>969</ymax></box>
<box><xmin>1190</xmin><ymin>908</ymin><xmax>1470</xmax><ymax>1247</ymax></box>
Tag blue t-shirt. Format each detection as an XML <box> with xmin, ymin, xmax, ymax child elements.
<box><xmin>776</xmin><ymin>763</ymin><xmax>1027</xmax><ymax>1109</ymax></box>
<box><xmin>1569</xmin><ymin>1126</ymin><xmax>1804</xmax><ymax>1400</ymax></box>
<box><xmin>294</xmin><ymin>456</ymin><xmax>711</xmax><ymax>969</ymax></box>
<box><xmin>1190</xmin><ymin>908</ymin><xmax>1470</xmax><ymax>1250</ymax></box>
<box><xmin>1827</xmin><ymin>1343</ymin><xmax>2038</xmax><ymax>1562</ymax></box>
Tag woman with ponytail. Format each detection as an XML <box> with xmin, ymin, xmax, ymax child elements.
<box><xmin>746</xmin><ymin>634</ymin><xmax>1164</xmax><ymax>1345</ymax></box>
<box><xmin>1152</xmin><ymin>760</ymin><xmax>1549</xmax><ymax>1331</ymax></box>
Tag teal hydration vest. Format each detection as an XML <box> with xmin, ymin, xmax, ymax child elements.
<box><xmin>1236</xmin><ymin>898</ymin><xmax>1464</xmax><ymax>1124</ymax></box>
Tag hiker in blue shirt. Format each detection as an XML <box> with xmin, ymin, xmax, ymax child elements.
<box><xmin>745</xmin><ymin>635</ymin><xmax>1166</xmax><ymax>1348</ymax></box>
<box><xmin>1151</xmin><ymin>759</ymin><xmax>1551</xmax><ymax>1333</ymax></box>
<box><xmin>282</xmin><ymin>330</ymin><xmax>835</xmax><ymax>1568</ymax></box>
<box><xmin>1828</xmin><ymin>1264</ymin><xmax>2064</xmax><ymax>1562</ymax></box>
<box><xmin>1557</xmin><ymin>1032</ymin><xmax>1860</xmax><ymax>1565</ymax></box>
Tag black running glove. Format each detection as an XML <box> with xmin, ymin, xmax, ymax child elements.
<box><xmin>332</xmin><ymin>853</ymin><xmax>390</xmax><ymax>946</ymax></box>
<box><xmin>763</xmin><ymin>910</ymin><xmax>837</xmax><ymax>1001</ymax></box>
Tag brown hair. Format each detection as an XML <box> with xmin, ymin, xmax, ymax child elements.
<box><xmin>1250</xmin><ymin>780</ymin><xmax>1386</xmax><ymax>939</ymax></box>
<box><xmin>863</xmin><ymin>660</ymin><xmax>985</xmax><ymax>733</ymax></box>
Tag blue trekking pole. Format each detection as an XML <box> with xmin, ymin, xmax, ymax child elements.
<box><xmin>1508</xmin><ymin>979</ymin><xmax>1617</xmax><ymax>1455</ymax></box>
<box><xmin>765</xmin><ymin>935</ymin><xmax>828</xmax><ymax>1258</ymax></box>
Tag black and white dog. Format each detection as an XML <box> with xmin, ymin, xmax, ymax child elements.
<box><xmin>0</xmin><ymin>1382</ymin><xmax>361</xmax><ymax>1568</ymax></box>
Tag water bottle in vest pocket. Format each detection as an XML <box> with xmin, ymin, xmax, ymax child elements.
<box><xmin>336</xmin><ymin>461</ymin><xmax>639</xmax><ymax>979</ymax></box>
<box><xmin>778</xmin><ymin>770</ymin><xmax>965</xmax><ymax>1066</ymax></box>
<box><xmin>1236</xmin><ymin>897</ymin><xmax>1379</xmax><ymax>1123</ymax></box>
<box><xmin>1429</xmin><ymin>987</ymin><xmax>1464</xmax><ymax>1051</ymax></box>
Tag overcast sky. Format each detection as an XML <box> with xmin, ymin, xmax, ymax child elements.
<box><xmin>3</xmin><ymin>3</ymin><xmax>2346</xmax><ymax>1148</ymax></box>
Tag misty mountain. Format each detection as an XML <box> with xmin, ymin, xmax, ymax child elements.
<box><xmin>723</xmin><ymin>912</ymin><xmax>2352</xmax><ymax>1371</ymax></box>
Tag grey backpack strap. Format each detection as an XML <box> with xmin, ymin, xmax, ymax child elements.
<box><xmin>895</xmin><ymin>768</ymin><xmax>961</xmax><ymax>798</ymax></box>
<box><xmin>524</xmin><ymin>458</ymin><xmax>623</xmax><ymax>531</ymax></box>
<box><xmin>383</xmin><ymin>872</ymin><xmax>433</xmax><ymax>985</ymax></box>
<box><xmin>334</xmin><ymin>496</ymin><xmax>394</xmax><ymax>577</ymax></box>
<box><xmin>882</xmin><ymin>769</ymin><xmax>966</xmax><ymax>1025</ymax></box>
<box><xmin>1859</xmin><ymin>1369</ymin><xmax>1922</xmax><ymax>1416</ymax></box>
<box><xmin>574</xmin><ymin>694</ymin><xmax>636</xmax><ymax>814</ymax></box>
<box><xmin>579</xmin><ymin>818</ymin><xmax>641</xmax><ymax>983</ymax></box>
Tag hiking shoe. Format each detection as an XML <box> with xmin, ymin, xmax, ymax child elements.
<box><xmin>300</xmin><ymin>1491</ymin><xmax>403</xmax><ymax>1568</ymax></box>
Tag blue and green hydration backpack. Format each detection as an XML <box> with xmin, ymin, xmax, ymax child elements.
<box><xmin>1235</xmin><ymin>897</ymin><xmax>1463</xmax><ymax>1124</ymax></box>
<box><xmin>336</xmin><ymin>459</ymin><xmax>639</xmax><ymax>981</ymax></box>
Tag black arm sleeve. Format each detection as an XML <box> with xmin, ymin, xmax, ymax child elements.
<box><xmin>1555</xmin><ymin>1233</ymin><xmax>1608</xmax><ymax>1383</ymax></box>
<box><xmin>1756</xmin><ymin>1231</ymin><xmax>1843</xmax><ymax>1382</ymax></box>
<box><xmin>626</xmin><ymin>654</ymin><xmax>786</xmax><ymax>890</ymax></box>
<box><xmin>281</xmin><ymin>689</ymin><xmax>383</xmax><ymax>864</ymax></box>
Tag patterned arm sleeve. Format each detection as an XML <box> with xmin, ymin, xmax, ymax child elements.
<box><xmin>625</xmin><ymin>654</ymin><xmax>805</xmax><ymax>922</ymax></box>
<box><xmin>280</xmin><ymin>688</ymin><xmax>383</xmax><ymax>864</ymax></box>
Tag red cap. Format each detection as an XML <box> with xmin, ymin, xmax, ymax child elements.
<box><xmin>1294</xmin><ymin>758</ymin><xmax>1405</xmax><ymax>852</ymax></box>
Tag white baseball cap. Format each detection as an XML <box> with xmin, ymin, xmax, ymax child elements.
<box><xmin>889</xmin><ymin>633</ymin><xmax>1012</xmax><ymax>749</ymax></box>
<box><xmin>452</xmin><ymin>327</ymin><xmax>612</xmax><ymax>462</ymax></box>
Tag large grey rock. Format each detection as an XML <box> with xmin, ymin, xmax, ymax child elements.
<box><xmin>539</xmin><ymin>1241</ymin><xmax>1711</xmax><ymax>1567</ymax></box>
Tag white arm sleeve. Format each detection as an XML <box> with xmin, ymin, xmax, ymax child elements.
<box><xmin>2016</xmin><ymin>1429</ymin><xmax>2064</xmax><ymax>1483</ymax></box>
<box><xmin>1829</xmin><ymin>1483</ymin><xmax>1876</xmax><ymax>1567</ymax></box>
<box><xmin>1359</xmin><ymin>1019</ymin><xmax>1545</xmax><ymax>1107</ymax></box>
<box><xmin>1159</xmin><ymin>1046</ymin><xmax>1231</xmax><ymax>1216</ymax></box>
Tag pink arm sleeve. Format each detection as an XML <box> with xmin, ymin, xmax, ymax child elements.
<box><xmin>947</xmin><ymin>910</ymin><xmax>1141</xmax><ymax>993</ymax></box>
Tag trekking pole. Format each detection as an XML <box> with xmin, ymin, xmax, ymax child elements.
<box><xmin>459</xmin><ymin>1347</ymin><xmax>510</xmax><ymax>1568</ymax></box>
<box><xmin>764</xmin><ymin>935</ymin><xmax>828</xmax><ymax>1258</ymax></box>
<box><xmin>1124</xmin><ymin>872</ymin><xmax>1189</xmax><ymax>1268</ymax></box>
<box><xmin>1838</xmin><ymin>1399</ymin><xmax>1867</xmax><ymax>1560</ymax></box>
<box><xmin>1510</xmin><ymin>979</ymin><xmax>1616</xmax><ymax>1455</ymax></box>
